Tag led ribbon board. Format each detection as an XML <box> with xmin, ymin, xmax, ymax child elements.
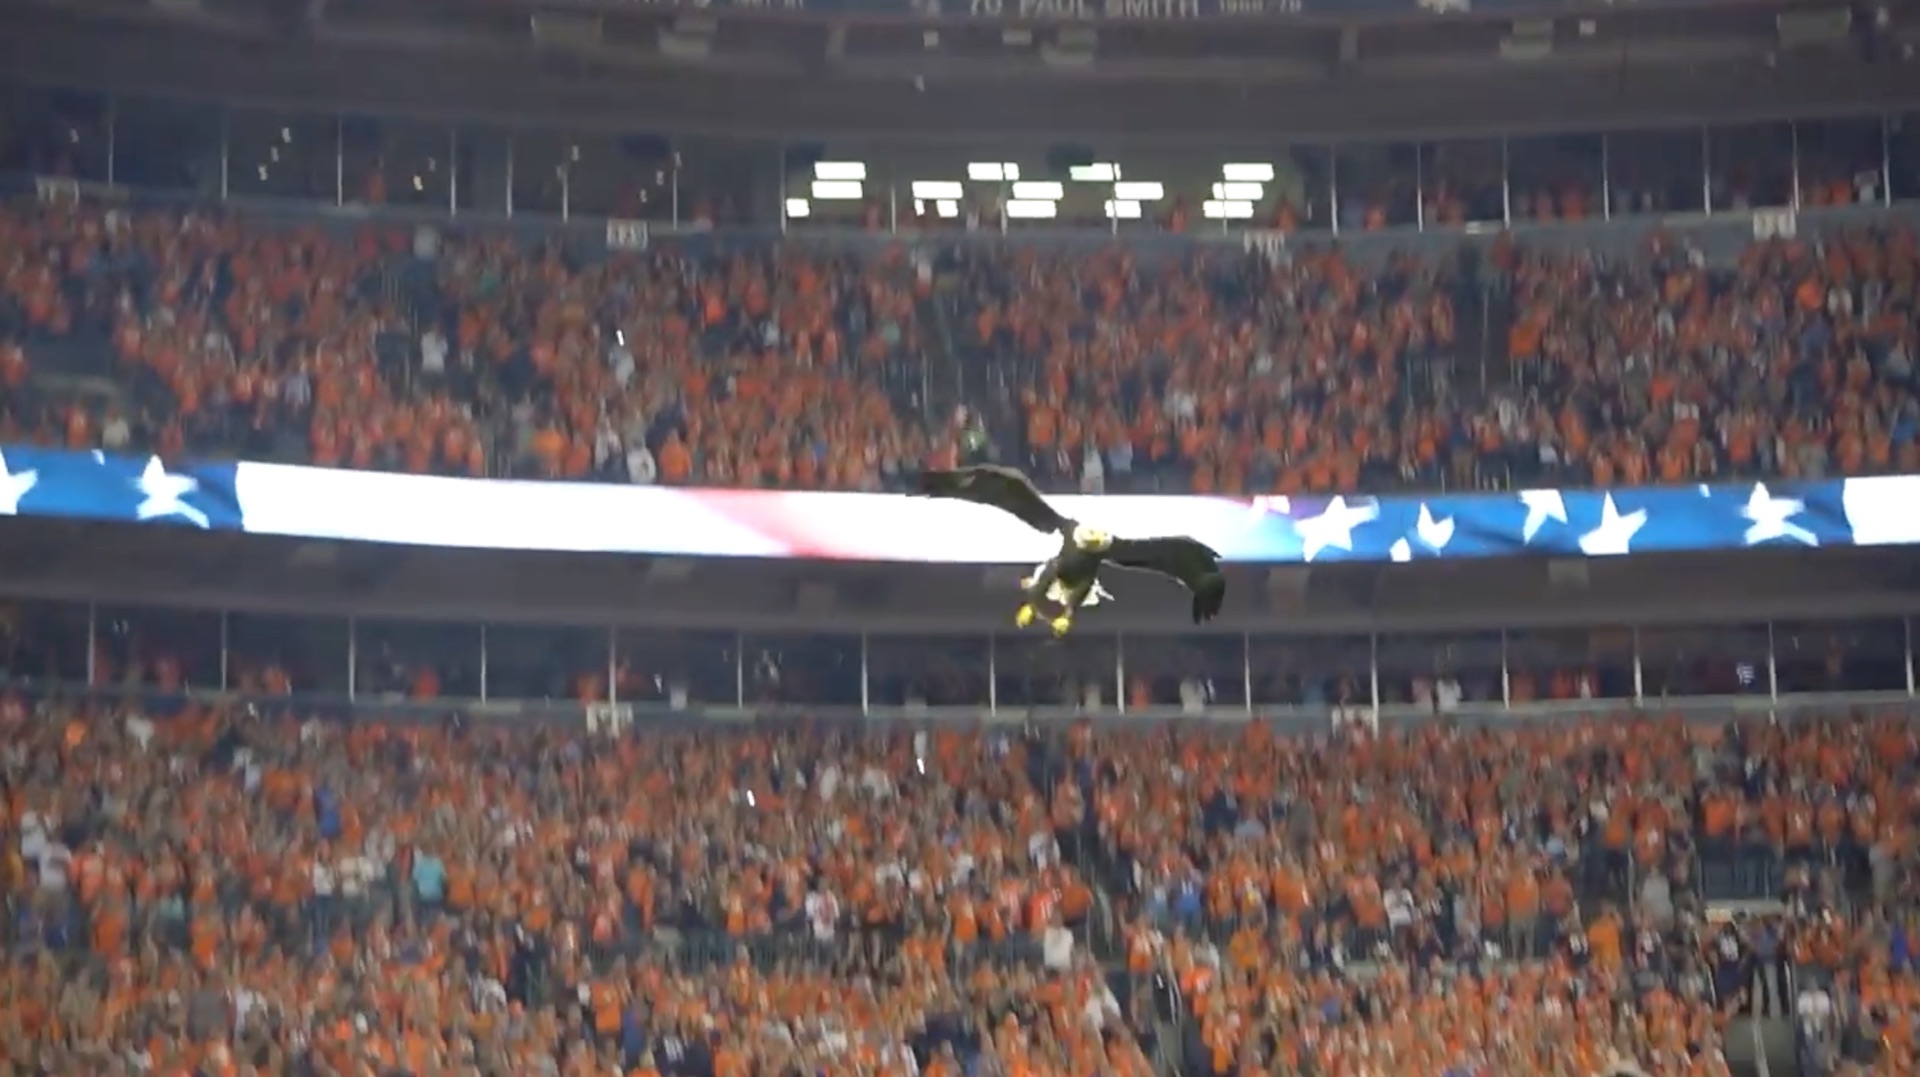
<box><xmin>0</xmin><ymin>445</ymin><xmax>1912</xmax><ymax>564</ymax></box>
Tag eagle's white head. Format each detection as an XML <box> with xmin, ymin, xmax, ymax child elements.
<box><xmin>1072</xmin><ymin>524</ymin><xmax>1113</xmax><ymax>553</ymax></box>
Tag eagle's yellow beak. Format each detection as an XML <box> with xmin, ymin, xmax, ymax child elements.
<box><xmin>1072</xmin><ymin>525</ymin><xmax>1112</xmax><ymax>552</ymax></box>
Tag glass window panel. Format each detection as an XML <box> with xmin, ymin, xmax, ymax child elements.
<box><xmin>1795</xmin><ymin>116</ymin><xmax>1885</xmax><ymax>208</ymax></box>
<box><xmin>999</xmin><ymin>148</ymin><xmax>1079</xmax><ymax>234</ymax></box>
<box><xmin>228</xmin><ymin>612</ymin><xmax>349</xmax><ymax>696</ymax></box>
<box><xmin>1375</xmin><ymin>631</ymin><xmax>1504</xmax><ymax>711</ymax></box>
<box><xmin>339</xmin><ymin>114</ymin><xmax>451</xmax><ymax>211</ymax></box>
<box><xmin>484</xmin><ymin>624</ymin><xmax>607</xmax><ymax>702</ymax></box>
<box><xmin>95</xmin><ymin>605</ymin><xmax>221</xmax><ymax>692</ymax></box>
<box><xmin>1604</xmin><ymin>128</ymin><xmax>1706</xmax><ymax>217</ymax></box>
<box><xmin>1108</xmin><ymin>146</ymin><xmax>1200</xmax><ymax>236</ymax></box>
<box><xmin>896</xmin><ymin>141</ymin><xmax>1008</xmax><ymax>234</ymax></box>
<box><xmin>1065</xmin><ymin>148</ymin><xmax>1133</xmax><ymax>232</ymax></box>
<box><xmin>0</xmin><ymin>598</ymin><xmax>90</xmax><ymax>686</ymax></box>
<box><xmin>678</xmin><ymin>135</ymin><xmax>774</xmax><ymax>229</ymax></box>
<box><xmin>740</xmin><ymin>632</ymin><xmax>862</xmax><ymax>708</ymax></box>
<box><xmin>1637</xmin><ymin>622</ymin><xmax>1772</xmax><ymax>699</ymax></box>
<box><xmin>1773</xmin><ymin>617</ymin><xmax>1909</xmax><ymax>695</ymax></box>
<box><xmin>1246</xmin><ymin>633</ymin><xmax>1372</xmax><ymax>709</ymax></box>
<box><xmin>1218</xmin><ymin>144</ymin><xmax>1333</xmax><ymax>236</ymax></box>
<box><xmin>1082</xmin><ymin>145</ymin><xmax>1338</xmax><ymax>238</ymax></box>
<box><xmin>550</xmin><ymin>129</ymin><xmax>675</xmax><ymax>221</ymax></box>
<box><xmin>1884</xmin><ymin>114</ymin><xmax>1920</xmax><ymax>204</ymax></box>
<box><xmin>1506</xmin><ymin>132</ymin><xmax>1603</xmax><ymax>225</ymax></box>
<box><xmin>508</xmin><ymin>128</ymin><xmax>567</xmax><ymax>217</ymax></box>
<box><xmin>1122</xmin><ymin>632</ymin><xmax>1248</xmax><ymax>711</ymax></box>
<box><xmin>226</xmin><ymin>108</ymin><xmax>337</xmax><ymax>203</ymax></box>
<box><xmin>619</xmin><ymin>134</ymin><xmax>677</xmax><ymax>223</ymax></box>
<box><xmin>784</xmin><ymin>140</ymin><xmax>891</xmax><ymax>232</ymax></box>
<box><xmin>1419</xmin><ymin>137</ymin><xmax>1504</xmax><ymax>226</ymax></box>
<box><xmin>0</xmin><ymin>86</ymin><xmax>110</xmax><ymax>183</ymax></box>
<box><xmin>112</xmin><ymin>95</ymin><xmax>222</xmax><ymax>195</ymax></box>
<box><xmin>452</xmin><ymin>125</ymin><xmax>510</xmax><ymax>216</ymax></box>
<box><xmin>1502</xmin><ymin>626</ymin><xmax>1635</xmax><ymax>702</ymax></box>
<box><xmin>1707</xmin><ymin>121</ymin><xmax>1794</xmax><ymax>212</ymax></box>
<box><xmin>865</xmin><ymin>634</ymin><xmax>990</xmax><ymax>710</ymax></box>
<box><xmin>353</xmin><ymin>619</ymin><xmax>481</xmax><ymax>700</ymax></box>
<box><xmin>614</xmin><ymin>628</ymin><xmax>738</xmax><ymax>709</ymax></box>
<box><xmin>994</xmin><ymin>631</ymin><xmax>1119</xmax><ymax>711</ymax></box>
<box><xmin>1334</xmin><ymin>140</ymin><xmax>1418</xmax><ymax>232</ymax></box>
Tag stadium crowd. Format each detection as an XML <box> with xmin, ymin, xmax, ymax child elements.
<box><xmin>2</xmin><ymin>105</ymin><xmax>1920</xmax><ymax>1077</ymax></box>
<box><xmin>3</xmin><ymin>664</ymin><xmax>1918</xmax><ymax>1077</ymax></box>
<box><xmin>1</xmin><ymin>189</ymin><xmax>1917</xmax><ymax>495</ymax></box>
<box><xmin>0</xmin><ymin>202</ymin><xmax>940</xmax><ymax>490</ymax></box>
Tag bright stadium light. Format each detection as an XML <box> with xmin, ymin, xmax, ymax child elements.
<box><xmin>1005</xmin><ymin>199</ymin><xmax>1058</xmax><ymax>219</ymax></box>
<box><xmin>810</xmin><ymin>180</ymin><xmax>864</xmax><ymax>200</ymax></box>
<box><xmin>968</xmin><ymin>162</ymin><xmax>1019</xmax><ymax>181</ymax></box>
<box><xmin>912</xmin><ymin>180</ymin><xmax>965</xmax><ymax>200</ymax></box>
<box><xmin>1213</xmin><ymin>182</ymin><xmax>1264</xmax><ymax>201</ymax></box>
<box><xmin>1221</xmin><ymin>163</ymin><xmax>1275</xmax><ymax>182</ymax></box>
<box><xmin>1069</xmin><ymin>163</ymin><xmax>1118</xmax><ymax>182</ymax></box>
<box><xmin>1104</xmin><ymin>200</ymin><xmax>1143</xmax><ymax>219</ymax></box>
<box><xmin>1112</xmin><ymin>181</ymin><xmax>1163</xmax><ymax>201</ymax></box>
<box><xmin>813</xmin><ymin>161</ymin><xmax>868</xmax><ymax>181</ymax></box>
<box><xmin>936</xmin><ymin>200</ymin><xmax>959</xmax><ymax>218</ymax></box>
<box><xmin>1011</xmin><ymin>181</ymin><xmax>1064</xmax><ymax>200</ymax></box>
<box><xmin>785</xmin><ymin>198</ymin><xmax>811</xmax><ymax>218</ymax></box>
<box><xmin>1202</xmin><ymin>200</ymin><xmax>1255</xmax><ymax>220</ymax></box>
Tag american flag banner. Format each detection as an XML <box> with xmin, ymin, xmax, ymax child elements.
<box><xmin>1</xmin><ymin>445</ymin><xmax>1916</xmax><ymax>565</ymax></box>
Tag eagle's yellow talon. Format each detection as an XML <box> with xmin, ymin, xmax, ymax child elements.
<box><xmin>1050</xmin><ymin>615</ymin><xmax>1073</xmax><ymax>637</ymax></box>
<box><xmin>1014</xmin><ymin>605</ymin><xmax>1036</xmax><ymax>628</ymax></box>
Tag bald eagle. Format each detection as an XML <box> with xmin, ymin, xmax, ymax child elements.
<box><xmin>913</xmin><ymin>465</ymin><xmax>1227</xmax><ymax>636</ymax></box>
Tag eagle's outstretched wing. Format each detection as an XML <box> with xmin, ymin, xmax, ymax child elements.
<box><xmin>912</xmin><ymin>465</ymin><xmax>1072</xmax><ymax>535</ymax></box>
<box><xmin>1105</xmin><ymin>536</ymin><xmax>1227</xmax><ymax>624</ymax></box>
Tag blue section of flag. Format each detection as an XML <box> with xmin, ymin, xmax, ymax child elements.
<box><xmin>0</xmin><ymin>446</ymin><xmax>244</xmax><ymax>533</ymax></box>
<box><xmin>0</xmin><ymin>444</ymin><xmax>1907</xmax><ymax>564</ymax></box>
<box><xmin>1253</xmin><ymin>479</ymin><xmax>1855</xmax><ymax>564</ymax></box>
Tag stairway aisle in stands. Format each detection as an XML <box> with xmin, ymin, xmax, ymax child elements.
<box><xmin>1480</xmin><ymin>267</ymin><xmax>1518</xmax><ymax>390</ymax></box>
<box><xmin>916</xmin><ymin>271</ymin><xmax>968</xmax><ymax>429</ymax></box>
<box><xmin>1024</xmin><ymin>728</ymin><xmax>1188</xmax><ymax>1077</ymax></box>
<box><xmin>1437</xmin><ymin>244</ymin><xmax>1511</xmax><ymax>397</ymax></box>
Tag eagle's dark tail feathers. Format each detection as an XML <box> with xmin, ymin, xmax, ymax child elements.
<box><xmin>1190</xmin><ymin>574</ymin><xmax>1227</xmax><ymax>624</ymax></box>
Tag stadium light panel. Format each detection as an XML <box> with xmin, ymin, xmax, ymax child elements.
<box><xmin>785</xmin><ymin>198</ymin><xmax>811</xmax><ymax>218</ymax></box>
<box><xmin>1010</xmin><ymin>181</ymin><xmax>1064</xmax><ymax>201</ymax></box>
<box><xmin>1068</xmin><ymin>163</ymin><xmax>1118</xmax><ymax>182</ymax></box>
<box><xmin>1221</xmin><ymin>163</ymin><xmax>1275</xmax><ymax>182</ymax></box>
<box><xmin>1213</xmin><ymin>182</ymin><xmax>1264</xmax><ymax>201</ymax></box>
<box><xmin>1005</xmin><ymin>199</ymin><xmax>1058</xmax><ymax>219</ymax></box>
<box><xmin>1202</xmin><ymin>200</ymin><xmax>1255</xmax><ymax>220</ymax></box>
<box><xmin>1104</xmin><ymin>200</ymin><xmax>1143</xmax><ymax>219</ymax></box>
<box><xmin>968</xmin><ymin>162</ymin><xmax>1019</xmax><ymax>182</ymax></box>
<box><xmin>936</xmin><ymin>200</ymin><xmax>960</xmax><ymax>218</ymax></box>
<box><xmin>912</xmin><ymin>180</ymin><xmax>965</xmax><ymax>200</ymax></box>
<box><xmin>810</xmin><ymin>180</ymin><xmax>864</xmax><ymax>200</ymax></box>
<box><xmin>1112</xmin><ymin>181</ymin><xmax>1163</xmax><ymax>201</ymax></box>
<box><xmin>813</xmin><ymin>161</ymin><xmax>868</xmax><ymax>181</ymax></box>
